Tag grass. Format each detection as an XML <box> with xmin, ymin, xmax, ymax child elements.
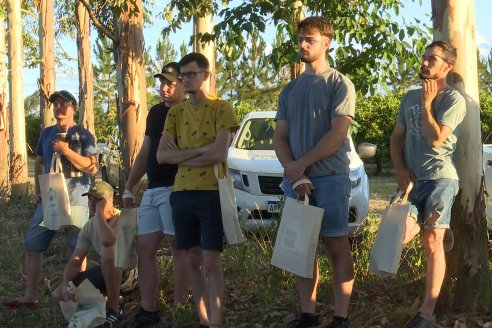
<box><xmin>0</xmin><ymin>176</ymin><xmax>490</xmax><ymax>327</ymax></box>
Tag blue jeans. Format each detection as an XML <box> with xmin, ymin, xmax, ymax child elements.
<box><xmin>138</xmin><ymin>186</ymin><xmax>175</xmax><ymax>236</ymax></box>
<box><xmin>24</xmin><ymin>204</ymin><xmax>87</xmax><ymax>252</ymax></box>
<box><xmin>170</xmin><ymin>190</ymin><xmax>224</xmax><ymax>252</ymax></box>
<box><xmin>282</xmin><ymin>174</ymin><xmax>351</xmax><ymax>237</ymax></box>
<box><xmin>408</xmin><ymin>179</ymin><xmax>459</xmax><ymax>229</ymax></box>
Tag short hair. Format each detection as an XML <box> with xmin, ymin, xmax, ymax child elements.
<box><xmin>297</xmin><ymin>16</ymin><xmax>334</xmax><ymax>40</ymax></box>
<box><xmin>179</xmin><ymin>52</ymin><xmax>210</xmax><ymax>71</ymax></box>
<box><xmin>426</xmin><ymin>40</ymin><xmax>457</xmax><ymax>64</ymax></box>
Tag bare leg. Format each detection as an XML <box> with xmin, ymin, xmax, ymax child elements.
<box><xmin>20</xmin><ymin>251</ymin><xmax>42</xmax><ymax>303</ymax></box>
<box><xmin>202</xmin><ymin>250</ymin><xmax>224</xmax><ymax>327</ymax></box>
<box><xmin>165</xmin><ymin>234</ymin><xmax>191</xmax><ymax>306</ymax></box>
<box><xmin>323</xmin><ymin>236</ymin><xmax>354</xmax><ymax>317</ymax></box>
<box><xmin>188</xmin><ymin>247</ymin><xmax>208</xmax><ymax>325</ymax></box>
<box><xmin>296</xmin><ymin>258</ymin><xmax>318</xmax><ymax>314</ymax></box>
<box><xmin>403</xmin><ymin>216</ymin><xmax>421</xmax><ymax>244</ymax></box>
<box><xmin>136</xmin><ymin>232</ymin><xmax>164</xmax><ymax>312</ymax></box>
<box><xmin>100</xmin><ymin>245</ymin><xmax>122</xmax><ymax>311</ymax></box>
<box><xmin>419</xmin><ymin>227</ymin><xmax>446</xmax><ymax>317</ymax></box>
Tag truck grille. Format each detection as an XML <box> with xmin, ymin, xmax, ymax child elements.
<box><xmin>258</xmin><ymin>176</ymin><xmax>283</xmax><ymax>195</ymax></box>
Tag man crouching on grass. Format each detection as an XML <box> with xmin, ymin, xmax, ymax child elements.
<box><xmin>52</xmin><ymin>181</ymin><xmax>136</xmax><ymax>328</ymax></box>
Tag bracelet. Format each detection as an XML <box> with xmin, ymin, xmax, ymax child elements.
<box><xmin>292</xmin><ymin>178</ymin><xmax>312</xmax><ymax>189</ymax></box>
<box><xmin>122</xmin><ymin>189</ymin><xmax>135</xmax><ymax>199</ymax></box>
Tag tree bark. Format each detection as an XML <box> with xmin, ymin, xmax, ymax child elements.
<box><xmin>113</xmin><ymin>0</ymin><xmax>147</xmax><ymax>187</ymax></box>
<box><xmin>38</xmin><ymin>0</ymin><xmax>56</xmax><ymax>128</ymax></box>
<box><xmin>432</xmin><ymin>0</ymin><xmax>491</xmax><ymax>312</ymax></box>
<box><xmin>290</xmin><ymin>1</ymin><xmax>305</xmax><ymax>79</ymax></box>
<box><xmin>7</xmin><ymin>0</ymin><xmax>29</xmax><ymax>197</ymax></box>
<box><xmin>193</xmin><ymin>2</ymin><xmax>216</xmax><ymax>95</ymax></box>
<box><xmin>77</xmin><ymin>1</ymin><xmax>95</xmax><ymax>136</ymax></box>
<box><xmin>0</xmin><ymin>11</ymin><xmax>10</xmax><ymax>199</ymax></box>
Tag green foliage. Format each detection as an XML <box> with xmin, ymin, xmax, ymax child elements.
<box><xmin>353</xmin><ymin>92</ymin><xmax>402</xmax><ymax>174</ymax></box>
<box><xmin>233</xmin><ymin>100</ymin><xmax>256</xmax><ymax>123</ymax></box>
<box><xmin>162</xmin><ymin>0</ymin><xmax>431</xmax><ymax>96</ymax></box>
<box><xmin>480</xmin><ymin>89</ymin><xmax>492</xmax><ymax>143</ymax></box>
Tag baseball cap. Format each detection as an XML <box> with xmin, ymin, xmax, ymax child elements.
<box><xmin>82</xmin><ymin>181</ymin><xmax>114</xmax><ymax>199</ymax></box>
<box><xmin>49</xmin><ymin>90</ymin><xmax>77</xmax><ymax>106</ymax></box>
<box><xmin>153</xmin><ymin>62</ymin><xmax>179</xmax><ymax>82</ymax></box>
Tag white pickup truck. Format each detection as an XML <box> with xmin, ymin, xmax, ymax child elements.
<box><xmin>227</xmin><ymin>111</ymin><xmax>376</xmax><ymax>237</ymax></box>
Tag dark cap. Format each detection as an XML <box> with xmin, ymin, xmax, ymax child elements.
<box><xmin>49</xmin><ymin>90</ymin><xmax>77</xmax><ymax>106</ymax></box>
<box><xmin>82</xmin><ymin>181</ymin><xmax>114</xmax><ymax>199</ymax></box>
<box><xmin>153</xmin><ymin>62</ymin><xmax>179</xmax><ymax>82</ymax></box>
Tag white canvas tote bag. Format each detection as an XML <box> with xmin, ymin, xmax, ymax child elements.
<box><xmin>115</xmin><ymin>208</ymin><xmax>138</xmax><ymax>271</ymax></box>
<box><xmin>39</xmin><ymin>153</ymin><xmax>73</xmax><ymax>230</ymax></box>
<box><xmin>214</xmin><ymin>163</ymin><xmax>244</xmax><ymax>245</ymax></box>
<box><xmin>369</xmin><ymin>182</ymin><xmax>413</xmax><ymax>278</ymax></box>
<box><xmin>271</xmin><ymin>195</ymin><xmax>324</xmax><ymax>278</ymax></box>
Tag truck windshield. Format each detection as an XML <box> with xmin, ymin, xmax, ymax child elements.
<box><xmin>235</xmin><ymin>118</ymin><xmax>275</xmax><ymax>150</ymax></box>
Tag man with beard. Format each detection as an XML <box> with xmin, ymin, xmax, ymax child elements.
<box><xmin>390</xmin><ymin>40</ymin><xmax>465</xmax><ymax>328</ymax></box>
<box><xmin>273</xmin><ymin>16</ymin><xmax>356</xmax><ymax>328</ymax></box>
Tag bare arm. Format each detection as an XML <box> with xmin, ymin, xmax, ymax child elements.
<box><xmin>61</xmin><ymin>248</ymin><xmax>87</xmax><ymax>301</ymax></box>
<box><xmin>53</xmin><ymin>140</ymin><xmax>98</xmax><ymax>175</ymax></box>
<box><xmin>390</xmin><ymin>123</ymin><xmax>415</xmax><ymax>190</ymax></box>
<box><xmin>123</xmin><ymin>136</ymin><xmax>150</xmax><ymax>207</ymax></box>
<box><xmin>156</xmin><ymin>133</ymin><xmax>205</xmax><ymax>164</ymax></box>
<box><xmin>277</xmin><ymin>116</ymin><xmax>352</xmax><ymax>184</ymax></box>
<box><xmin>34</xmin><ymin>155</ymin><xmax>44</xmax><ymax>202</ymax></box>
<box><xmin>182</xmin><ymin>130</ymin><xmax>232</xmax><ymax>166</ymax></box>
<box><xmin>93</xmin><ymin>198</ymin><xmax>117</xmax><ymax>247</ymax></box>
<box><xmin>421</xmin><ymin>79</ymin><xmax>453</xmax><ymax>148</ymax></box>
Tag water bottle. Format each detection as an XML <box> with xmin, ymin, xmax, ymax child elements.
<box><xmin>70</xmin><ymin>132</ymin><xmax>83</xmax><ymax>177</ymax></box>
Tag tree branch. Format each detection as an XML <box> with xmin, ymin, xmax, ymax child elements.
<box><xmin>78</xmin><ymin>0</ymin><xmax>118</xmax><ymax>46</ymax></box>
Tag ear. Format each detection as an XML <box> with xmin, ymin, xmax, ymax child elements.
<box><xmin>323</xmin><ymin>37</ymin><xmax>332</xmax><ymax>51</ymax></box>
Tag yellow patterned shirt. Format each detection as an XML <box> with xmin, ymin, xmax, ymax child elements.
<box><xmin>163</xmin><ymin>96</ymin><xmax>239</xmax><ymax>191</ymax></box>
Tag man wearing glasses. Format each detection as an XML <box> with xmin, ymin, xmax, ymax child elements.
<box><xmin>157</xmin><ymin>52</ymin><xmax>239</xmax><ymax>328</ymax></box>
<box><xmin>52</xmin><ymin>181</ymin><xmax>137</xmax><ymax>328</ymax></box>
<box><xmin>390</xmin><ymin>40</ymin><xmax>465</xmax><ymax>328</ymax></box>
<box><xmin>2</xmin><ymin>90</ymin><xmax>98</xmax><ymax>311</ymax></box>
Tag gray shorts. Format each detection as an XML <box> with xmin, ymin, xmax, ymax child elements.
<box><xmin>137</xmin><ymin>186</ymin><xmax>175</xmax><ymax>236</ymax></box>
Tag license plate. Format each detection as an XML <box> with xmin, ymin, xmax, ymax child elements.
<box><xmin>267</xmin><ymin>201</ymin><xmax>281</xmax><ymax>213</ymax></box>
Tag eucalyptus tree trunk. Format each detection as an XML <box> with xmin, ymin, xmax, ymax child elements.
<box><xmin>38</xmin><ymin>0</ymin><xmax>56</xmax><ymax>128</ymax></box>
<box><xmin>432</xmin><ymin>0</ymin><xmax>491</xmax><ymax>311</ymax></box>
<box><xmin>113</xmin><ymin>0</ymin><xmax>147</xmax><ymax>186</ymax></box>
<box><xmin>76</xmin><ymin>0</ymin><xmax>95</xmax><ymax>135</ymax></box>
<box><xmin>7</xmin><ymin>0</ymin><xmax>28</xmax><ymax>197</ymax></box>
<box><xmin>290</xmin><ymin>1</ymin><xmax>305</xmax><ymax>79</ymax></box>
<box><xmin>193</xmin><ymin>1</ymin><xmax>216</xmax><ymax>95</ymax></box>
<box><xmin>0</xmin><ymin>10</ymin><xmax>10</xmax><ymax>199</ymax></box>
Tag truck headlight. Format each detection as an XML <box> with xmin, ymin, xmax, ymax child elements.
<box><xmin>229</xmin><ymin>169</ymin><xmax>245</xmax><ymax>191</ymax></box>
<box><xmin>349</xmin><ymin>166</ymin><xmax>363</xmax><ymax>188</ymax></box>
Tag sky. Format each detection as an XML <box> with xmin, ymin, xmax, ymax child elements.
<box><xmin>22</xmin><ymin>0</ymin><xmax>492</xmax><ymax>99</ymax></box>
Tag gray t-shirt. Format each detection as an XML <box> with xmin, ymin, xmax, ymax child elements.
<box><xmin>276</xmin><ymin>69</ymin><xmax>356</xmax><ymax>177</ymax></box>
<box><xmin>396</xmin><ymin>86</ymin><xmax>465</xmax><ymax>180</ymax></box>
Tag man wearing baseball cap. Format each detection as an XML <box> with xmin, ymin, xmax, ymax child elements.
<box><xmin>124</xmin><ymin>62</ymin><xmax>189</xmax><ymax>326</ymax></box>
<box><xmin>2</xmin><ymin>90</ymin><xmax>98</xmax><ymax>311</ymax></box>
<box><xmin>52</xmin><ymin>181</ymin><xmax>137</xmax><ymax>327</ymax></box>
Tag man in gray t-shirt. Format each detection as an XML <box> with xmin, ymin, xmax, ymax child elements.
<box><xmin>390</xmin><ymin>40</ymin><xmax>465</xmax><ymax>328</ymax></box>
<box><xmin>274</xmin><ymin>16</ymin><xmax>355</xmax><ymax>328</ymax></box>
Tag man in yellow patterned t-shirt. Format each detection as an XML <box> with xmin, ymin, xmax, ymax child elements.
<box><xmin>157</xmin><ymin>52</ymin><xmax>239</xmax><ymax>328</ymax></box>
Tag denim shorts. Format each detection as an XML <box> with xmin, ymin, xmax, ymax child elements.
<box><xmin>138</xmin><ymin>186</ymin><xmax>175</xmax><ymax>236</ymax></box>
<box><xmin>407</xmin><ymin>179</ymin><xmax>459</xmax><ymax>229</ymax></box>
<box><xmin>282</xmin><ymin>174</ymin><xmax>351</xmax><ymax>237</ymax></box>
<box><xmin>169</xmin><ymin>190</ymin><xmax>223</xmax><ymax>252</ymax></box>
<box><xmin>24</xmin><ymin>205</ymin><xmax>88</xmax><ymax>252</ymax></box>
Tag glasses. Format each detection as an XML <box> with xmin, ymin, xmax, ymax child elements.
<box><xmin>421</xmin><ymin>54</ymin><xmax>449</xmax><ymax>64</ymax></box>
<box><xmin>177</xmin><ymin>71</ymin><xmax>207</xmax><ymax>80</ymax></box>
